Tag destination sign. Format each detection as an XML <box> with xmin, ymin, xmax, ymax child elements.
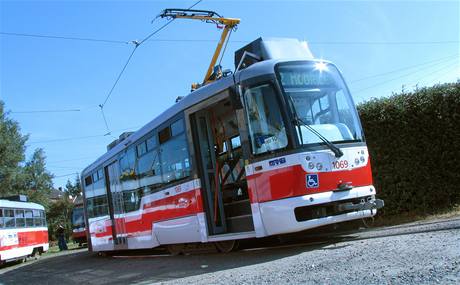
<box><xmin>278</xmin><ymin>67</ymin><xmax>336</xmax><ymax>88</ymax></box>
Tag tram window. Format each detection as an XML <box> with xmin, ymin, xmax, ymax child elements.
<box><xmin>160</xmin><ymin>134</ymin><xmax>191</xmax><ymax>183</ymax></box>
<box><xmin>4</xmin><ymin>209</ymin><xmax>15</xmax><ymax>228</ymax></box>
<box><xmin>137</xmin><ymin>141</ymin><xmax>147</xmax><ymax>157</ymax></box>
<box><xmin>119</xmin><ymin>147</ymin><xmax>136</xmax><ymax>175</ymax></box>
<box><xmin>91</xmin><ymin>196</ymin><xmax>108</xmax><ymax>217</ymax></box>
<box><xmin>231</xmin><ymin>136</ymin><xmax>241</xmax><ymax>149</ymax></box>
<box><xmin>15</xmin><ymin>209</ymin><xmax>25</xmax><ymax>228</ymax></box>
<box><xmin>146</xmin><ymin>135</ymin><xmax>157</xmax><ymax>151</ymax></box>
<box><xmin>92</xmin><ymin>172</ymin><xmax>98</xmax><ymax>182</ymax></box>
<box><xmin>40</xmin><ymin>210</ymin><xmax>47</xmax><ymax>226</ymax></box>
<box><xmin>159</xmin><ymin>126</ymin><xmax>171</xmax><ymax>144</ymax></box>
<box><xmin>138</xmin><ymin>149</ymin><xmax>162</xmax><ymax>179</ymax></box>
<box><xmin>97</xmin><ymin>169</ymin><xmax>104</xmax><ymax>180</ymax></box>
<box><xmin>244</xmin><ymin>84</ymin><xmax>288</xmax><ymax>155</ymax></box>
<box><xmin>85</xmin><ymin>175</ymin><xmax>92</xmax><ymax>186</ymax></box>
<box><xmin>123</xmin><ymin>190</ymin><xmax>141</xmax><ymax>212</ymax></box>
<box><xmin>33</xmin><ymin>209</ymin><xmax>41</xmax><ymax>226</ymax></box>
<box><xmin>86</xmin><ymin>198</ymin><xmax>94</xmax><ymax>218</ymax></box>
<box><xmin>0</xmin><ymin>209</ymin><xmax>3</xmax><ymax>228</ymax></box>
<box><xmin>25</xmin><ymin>209</ymin><xmax>34</xmax><ymax>227</ymax></box>
<box><xmin>171</xmin><ymin>119</ymin><xmax>184</xmax><ymax>136</ymax></box>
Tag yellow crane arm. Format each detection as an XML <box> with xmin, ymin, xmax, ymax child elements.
<box><xmin>159</xmin><ymin>9</ymin><xmax>240</xmax><ymax>88</ymax></box>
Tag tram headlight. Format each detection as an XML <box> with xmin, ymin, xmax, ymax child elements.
<box><xmin>308</xmin><ymin>162</ymin><xmax>315</xmax><ymax>169</ymax></box>
<box><xmin>316</xmin><ymin>163</ymin><xmax>323</xmax><ymax>170</ymax></box>
<box><xmin>360</xmin><ymin>156</ymin><xmax>365</xmax><ymax>162</ymax></box>
<box><xmin>355</xmin><ymin>158</ymin><xmax>360</xmax><ymax>165</ymax></box>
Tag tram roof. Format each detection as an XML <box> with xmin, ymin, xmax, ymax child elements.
<box><xmin>0</xmin><ymin>200</ymin><xmax>45</xmax><ymax>210</ymax></box>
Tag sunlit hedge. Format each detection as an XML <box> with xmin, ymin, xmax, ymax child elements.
<box><xmin>357</xmin><ymin>82</ymin><xmax>460</xmax><ymax>217</ymax></box>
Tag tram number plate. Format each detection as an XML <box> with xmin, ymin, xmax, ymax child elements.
<box><xmin>332</xmin><ymin>160</ymin><xmax>349</xmax><ymax>169</ymax></box>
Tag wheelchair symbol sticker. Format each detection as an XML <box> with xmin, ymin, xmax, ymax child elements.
<box><xmin>306</xmin><ymin>174</ymin><xmax>319</xmax><ymax>188</ymax></box>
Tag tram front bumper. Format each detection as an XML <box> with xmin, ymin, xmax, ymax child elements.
<box><xmin>258</xmin><ymin>185</ymin><xmax>381</xmax><ymax>236</ymax></box>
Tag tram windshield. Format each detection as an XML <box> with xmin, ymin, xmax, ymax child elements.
<box><xmin>276</xmin><ymin>61</ymin><xmax>364</xmax><ymax>147</ymax></box>
<box><xmin>72</xmin><ymin>207</ymin><xmax>85</xmax><ymax>228</ymax></box>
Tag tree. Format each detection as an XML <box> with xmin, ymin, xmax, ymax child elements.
<box><xmin>65</xmin><ymin>175</ymin><xmax>82</xmax><ymax>198</ymax></box>
<box><xmin>0</xmin><ymin>101</ymin><xmax>28</xmax><ymax>196</ymax></box>
<box><xmin>19</xmin><ymin>148</ymin><xmax>54</xmax><ymax>207</ymax></box>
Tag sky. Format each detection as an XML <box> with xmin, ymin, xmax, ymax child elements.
<box><xmin>1</xmin><ymin>0</ymin><xmax>459</xmax><ymax>189</ymax></box>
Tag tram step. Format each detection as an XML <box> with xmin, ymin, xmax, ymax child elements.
<box><xmin>226</xmin><ymin>214</ymin><xmax>254</xmax><ymax>233</ymax></box>
<box><xmin>224</xmin><ymin>199</ymin><xmax>252</xmax><ymax>217</ymax></box>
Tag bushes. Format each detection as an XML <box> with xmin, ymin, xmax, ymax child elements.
<box><xmin>358</xmin><ymin>83</ymin><xmax>460</xmax><ymax>217</ymax></box>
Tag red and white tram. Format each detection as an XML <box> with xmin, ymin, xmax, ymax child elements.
<box><xmin>81</xmin><ymin>37</ymin><xmax>384</xmax><ymax>253</ymax></box>
<box><xmin>71</xmin><ymin>197</ymin><xmax>87</xmax><ymax>246</ymax></box>
<box><xmin>0</xmin><ymin>195</ymin><xmax>49</xmax><ymax>263</ymax></box>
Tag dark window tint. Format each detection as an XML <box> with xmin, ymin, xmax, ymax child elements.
<box><xmin>159</xmin><ymin>127</ymin><xmax>171</xmax><ymax>144</ymax></box>
<box><xmin>123</xmin><ymin>190</ymin><xmax>141</xmax><ymax>212</ymax></box>
<box><xmin>85</xmin><ymin>176</ymin><xmax>92</xmax><ymax>186</ymax></box>
<box><xmin>0</xmin><ymin>209</ymin><xmax>3</xmax><ymax>228</ymax></box>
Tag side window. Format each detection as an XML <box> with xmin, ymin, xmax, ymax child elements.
<box><xmin>119</xmin><ymin>147</ymin><xmax>136</xmax><ymax>180</ymax></box>
<box><xmin>123</xmin><ymin>190</ymin><xmax>141</xmax><ymax>212</ymax></box>
<box><xmin>84</xmin><ymin>175</ymin><xmax>92</xmax><ymax>186</ymax></box>
<box><xmin>92</xmin><ymin>196</ymin><xmax>109</xmax><ymax>217</ymax></box>
<box><xmin>15</xmin><ymin>209</ymin><xmax>25</xmax><ymax>228</ymax></box>
<box><xmin>0</xmin><ymin>208</ymin><xmax>3</xmax><ymax>228</ymax></box>
<box><xmin>97</xmin><ymin>169</ymin><xmax>104</xmax><ymax>181</ymax></box>
<box><xmin>159</xmin><ymin>119</ymin><xmax>191</xmax><ymax>184</ymax></box>
<box><xmin>4</xmin><ymin>209</ymin><xmax>15</xmax><ymax>228</ymax></box>
<box><xmin>33</xmin><ymin>210</ymin><xmax>42</xmax><ymax>227</ymax></box>
<box><xmin>25</xmin><ymin>209</ymin><xmax>33</xmax><ymax>227</ymax></box>
<box><xmin>41</xmin><ymin>210</ymin><xmax>47</xmax><ymax>226</ymax></box>
<box><xmin>244</xmin><ymin>83</ymin><xmax>288</xmax><ymax>155</ymax></box>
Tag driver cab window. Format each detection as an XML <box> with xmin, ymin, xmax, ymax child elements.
<box><xmin>244</xmin><ymin>83</ymin><xmax>288</xmax><ymax>155</ymax></box>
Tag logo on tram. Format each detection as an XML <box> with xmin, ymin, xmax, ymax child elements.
<box><xmin>306</xmin><ymin>174</ymin><xmax>319</xmax><ymax>188</ymax></box>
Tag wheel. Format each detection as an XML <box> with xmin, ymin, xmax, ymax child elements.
<box><xmin>214</xmin><ymin>240</ymin><xmax>238</xmax><ymax>253</ymax></box>
<box><xmin>167</xmin><ymin>244</ymin><xmax>185</xmax><ymax>256</ymax></box>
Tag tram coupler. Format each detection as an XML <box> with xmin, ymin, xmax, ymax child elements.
<box><xmin>336</xmin><ymin>198</ymin><xmax>385</xmax><ymax>212</ymax></box>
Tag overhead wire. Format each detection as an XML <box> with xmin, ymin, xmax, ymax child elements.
<box><xmin>2</xmin><ymin>32</ymin><xmax>458</xmax><ymax>45</ymax></box>
<box><xmin>353</xmin><ymin>58</ymin><xmax>458</xmax><ymax>94</ymax></box>
<box><xmin>349</xmin><ymin>54</ymin><xmax>458</xmax><ymax>83</ymax></box>
<box><xmin>97</xmin><ymin>0</ymin><xmax>203</xmax><ymax>134</ymax></box>
<box><xmin>10</xmin><ymin>108</ymin><xmax>81</xmax><ymax>114</ymax></box>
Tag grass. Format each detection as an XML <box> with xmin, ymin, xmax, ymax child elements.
<box><xmin>43</xmin><ymin>241</ymin><xmax>84</xmax><ymax>256</ymax></box>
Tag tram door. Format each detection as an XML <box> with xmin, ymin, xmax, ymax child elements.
<box><xmin>104</xmin><ymin>161</ymin><xmax>128</xmax><ymax>249</ymax></box>
<box><xmin>192</xmin><ymin>110</ymin><xmax>227</xmax><ymax>235</ymax></box>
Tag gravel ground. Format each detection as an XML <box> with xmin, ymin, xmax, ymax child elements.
<box><xmin>1</xmin><ymin>217</ymin><xmax>459</xmax><ymax>285</ymax></box>
<box><xmin>157</xmin><ymin>218</ymin><xmax>460</xmax><ymax>285</ymax></box>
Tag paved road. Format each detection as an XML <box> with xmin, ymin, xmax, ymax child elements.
<box><xmin>0</xmin><ymin>217</ymin><xmax>459</xmax><ymax>285</ymax></box>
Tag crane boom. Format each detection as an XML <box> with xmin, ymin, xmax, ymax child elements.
<box><xmin>159</xmin><ymin>9</ymin><xmax>240</xmax><ymax>89</ymax></box>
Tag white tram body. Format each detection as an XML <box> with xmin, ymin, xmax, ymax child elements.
<box><xmin>81</xmin><ymin>38</ymin><xmax>383</xmax><ymax>252</ymax></box>
<box><xmin>0</xmin><ymin>197</ymin><xmax>49</xmax><ymax>262</ymax></box>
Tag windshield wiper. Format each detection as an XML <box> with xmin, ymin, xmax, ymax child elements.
<box><xmin>287</xmin><ymin>95</ymin><xmax>344</xmax><ymax>158</ymax></box>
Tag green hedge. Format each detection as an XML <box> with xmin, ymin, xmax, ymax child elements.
<box><xmin>358</xmin><ymin>83</ymin><xmax>460</xmax><ymax>217</ymax></box>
